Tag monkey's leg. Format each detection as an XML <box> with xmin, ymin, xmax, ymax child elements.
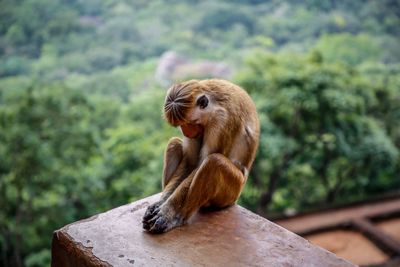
<box><xmin>147</xmin><ymin>153</ymin><xmax>245</xmax><ymax>234</ymax></box>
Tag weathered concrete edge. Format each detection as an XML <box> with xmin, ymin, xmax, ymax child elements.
<box><xmin>51</xmin><ymin>197</ymin><xmax>156</xmax><ymax>267</ymax></box>
<box><xmin>235</xmin><ymin>205</ymin><xmax>357</xmax><ymax>267</ymax></box>
<box><xmin>52</xmin><ymin>228</ymin><xmax>113</xmax><ymax>267</ymax></box>
<box><xmin>52</xmin><ymin>228</ymin><xmax>112</xmax><ymax>267</ymax></box>
<box><xmin>52</xmin><ymin>194</ymin><xmax>357</xmax><ymax>267</ymax></box>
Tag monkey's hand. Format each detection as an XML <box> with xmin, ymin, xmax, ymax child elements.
<box><xmin>142</xmin><ymin>203</ymin><xmax>184</xmax><ymax>234</ymax></box>
<box><xmin>142</xmin><ymin>201</ymin><xmax>163</xmax><ymax>230</ymax></box>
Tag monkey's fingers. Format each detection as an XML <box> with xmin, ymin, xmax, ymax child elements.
<box><xmin>142</xmin><ymin>212</ymin><xmax>162</xmax><ymax>233</ymax></box>
<box><xmin>144</xmin><ymin>210</ymin><xmax>183</xmax><ymax>234</ymax></box>
<box><xmin>143</xmin><ymin>203</ymin><xmax>161</xmax><ymax>221</ymax></box>
<box><xmin>142</xmin><ymin>220</ymin><xmax>151</xmax><ymax>230</ymax></box>
<box><xmin>143</xmin><ymin>212</ymin><xmax>159</xmax><ymax>230</ymax></box>
<box><xmin>149</xmin><ymin>216</ymin><xmax>168</xmax><ymax>234</ymax></box>
<box><xmin>143</xmin><ymin>203</ymin><xmax>163</xmax><ymax>231</ymax></box>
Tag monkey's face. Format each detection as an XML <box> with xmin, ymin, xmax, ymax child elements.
<box><xmin>164</xmin><ymin>81</ymin><xmax>211</xmax><ymax>139</ymax></box>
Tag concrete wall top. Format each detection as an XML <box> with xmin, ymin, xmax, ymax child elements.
<box><xmin>52</xmin><ymin>194</ymin><xmax>355</xmax><ymax>267</ymax></box>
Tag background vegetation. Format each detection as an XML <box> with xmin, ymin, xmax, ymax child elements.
<box><xmin>0</xmin><ymin>0</ymin><xmax>399</xmax><ymax>266</ymax></box>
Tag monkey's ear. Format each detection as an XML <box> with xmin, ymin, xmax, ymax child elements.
<box><xmin>196</xmin><ymin>95</ymin><xmax>209</xmax><ymax>109</ymax></box>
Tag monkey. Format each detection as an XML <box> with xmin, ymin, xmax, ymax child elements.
<box><xmin>142</xmin><ymin>79</ymin><xmax>259</xmax><ymax>234</ymax></box>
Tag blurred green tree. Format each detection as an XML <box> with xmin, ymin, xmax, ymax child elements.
<box><xmin>314</xmin><ymin>34</ymin><xmax>381</xmax><ymax>65</ymax></box>
<box><xmin>0</xmin><ymin>84</ymin><xmax>104</xmax><ymax>266</ymax></box>
<box><xmin>237</xmin><ymin>51</ymin><xmax>399</xmax><ymax>215</ymax></box>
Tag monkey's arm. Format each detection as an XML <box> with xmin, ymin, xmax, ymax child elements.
<box><xmin>162</xmin><ymin>137</ymin><xmax>183</xmax><ymax>189</ymax></box>
<box><xmin>143</xmin><ymin>137</ymin><xmax>197</xmax><ymax>225</ymax></box>
<box><xmin>162</xmin><ymin>136</ymin><xmax>200</xmax><ymax>198</ymax></box>
<box><xmin>144</xmin><ymin>153</ymin><xmax>245</xmax><ymax>233</ymax></box>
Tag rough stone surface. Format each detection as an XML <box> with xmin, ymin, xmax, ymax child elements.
<box><xmin>52</xmin><ymin>194</ymin><xmax>355</xmax><ymax>267</ymax></box>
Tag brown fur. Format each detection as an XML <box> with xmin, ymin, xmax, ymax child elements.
<box><xmin>143</xmin><ymin>79</ymin><xmax>260</xmax><ymax>233</ymax></box>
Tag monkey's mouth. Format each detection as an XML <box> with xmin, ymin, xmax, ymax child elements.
<box><xmin>180</xmin><ymin>123</ymin><xmax>204</xmax><ymax>139</ymax></box>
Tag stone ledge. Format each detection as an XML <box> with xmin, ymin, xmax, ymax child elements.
<box><xmin>52</xmin><ymin>194</ymin><xmax>355</xmax><ymax>267</ymax></box>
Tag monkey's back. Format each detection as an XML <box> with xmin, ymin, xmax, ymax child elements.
<box><xmin>199</xmin><ymin>79</ymin><xmax>260</xmax><ymax>172</ymax></box>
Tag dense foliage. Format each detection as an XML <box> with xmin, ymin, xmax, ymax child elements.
<box><xmin>237</xmin><ymin>52</ymin><xmax>400</xmax><ymax>215</ymax></box>
<box><xmin>0</xmin><ymin>0</ymin><xmax>399</xmax><ymax>266</ymax></box>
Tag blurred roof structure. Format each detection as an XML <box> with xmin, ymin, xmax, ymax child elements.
<box><xmin>275</xmin><ymin>195</ymin><xmax>400</xmax><ymax>266</ymax></box>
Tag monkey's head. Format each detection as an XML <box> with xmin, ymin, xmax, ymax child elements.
<box><xmin>164</xmin><ymin>80</ymin><xmax>214</xmax><ymax>139</ymax></box>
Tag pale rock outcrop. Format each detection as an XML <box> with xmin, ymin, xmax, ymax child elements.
<box><xmin>155</xmin><ymin>51</ymin><xmax>232</xmax><ymax>87</ymax></box>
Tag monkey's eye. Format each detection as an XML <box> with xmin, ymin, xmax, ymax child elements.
<box><xmin>196</xmin><ymin>95</ymin><xmax>208</xmax><ymax>109</ymax></box>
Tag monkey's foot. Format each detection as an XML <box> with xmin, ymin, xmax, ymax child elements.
<box><xmin>143</xmin><ymin>204</ymin><xmax>185</xmax><ymax>234</ymax></box>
